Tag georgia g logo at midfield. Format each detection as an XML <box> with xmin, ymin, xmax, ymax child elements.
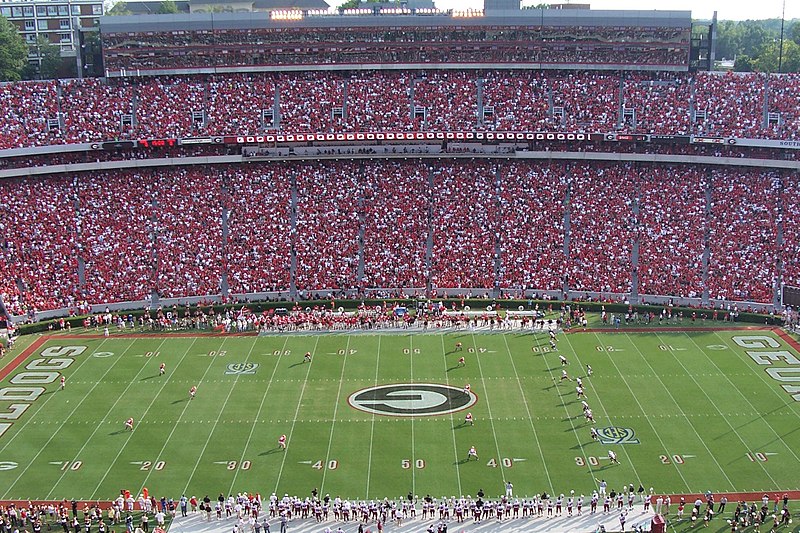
<box><xmin>348</xmin><ymin>384</ymin><xmax>477</xmax><ymax>417</ymax></box>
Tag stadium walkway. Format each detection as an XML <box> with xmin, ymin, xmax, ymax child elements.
<box><xmin>167</xmin><ymin>508</ymin><xmax>658</xmax><ymax>533</ymax></box>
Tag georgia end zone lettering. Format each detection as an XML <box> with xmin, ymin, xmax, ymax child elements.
<box><xmin>0</xmin><ymin>345</ymin><xmax>86</xmax><ymax>439</ymax></box>
<box><xmin>733</xmin><ymin>335</ymin><xmax>800</xmax><ymax>401</ymax></box>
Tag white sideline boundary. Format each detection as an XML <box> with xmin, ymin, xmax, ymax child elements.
<box><xmin>166</xmin><ymin>508</ymin><xmax>659</xmax><ymax>533</ymax></box>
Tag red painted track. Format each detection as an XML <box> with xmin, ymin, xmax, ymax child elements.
<box><xmin>572</xmin><ymin>325</ymin><xmax>776</xmax><ymax>334</ymax></box>
<box><xmin>0</xmin><ymin>336</ymin><xmax>47</xmax><ymax>381</ymax></box>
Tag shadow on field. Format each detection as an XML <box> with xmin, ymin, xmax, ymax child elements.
<box><xmin>140</xmin><ymin>375</ymin><xmax>159</xmax><ymax>381</ymax></box>
<box><xmin>446</xmin><ymin>366</ymin><xmax>461</xmax><ymax>372</ymax></box>
<box><xmin>288</xmin><ymin>362</ymin><xmax>306</xmax><ymax>369</ymax></box>
<box><xmin>259</xmin><ymin>448</ymin><xmax>283</xmax><ymax>456</ymax></box>
<box><xmin>171</xmin><ymin>399</ymin><xmax>186</xmax><ymax>405</ymax></box>
<box><xmin>715</xmin><ymin>402</ymin><xmax>793</xmax><ymax>441</ymax></box>
<box><xmin>452</xmin><ymin>423</ymin><xmax>470</xmax><ymax>431</ymax></box>
<box><xmin>109</xmin><ymin>429</ymin><xmax>127</xmax><ymax>436</ymax></box>
<box><xmin>453</xmin><ymin>458</ymin><xmax>472</xmax><ymax>465</ymax></box>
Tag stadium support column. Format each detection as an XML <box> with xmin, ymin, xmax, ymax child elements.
<box><xmin>774</xmin><ymin>174</ymin><xmax>786</xmax><ymax>310</ymax></box>
<box><xmin>562</xmin><ymin>167</ymin><xmax>571</xmax><ymax>298</ymax></box>
<box><xmin>74</xmin><ymin>185</ymin><xmax>86</xmax><ymax>290</ymax></box>
<box><xmin>150</xmin><ymin>189</ymin><xmax>160</xmax><ymax>307</ymax></box>
<box><xmin>701</xmin><ymin>170</ymin><xmax>712</xmax><ymax>306</ymax></box>
<box><xmin>289</xmin><ymin>171</ymin><xmax>298</xmax><ymax>300</ymax></box>
<box><xmin>425</xmin><ymin>169</ymin><xmax>434</xmax><ymax>296</ymax></box>
<box><xmin>220</xmin><ymin>178</ymin><xmax>230</xmax><ymax>298</ymax></box>
<box><xmin>630</xmin><ymin>164</ymin><xmax>640</xmax><ymax>305</ymax></box>
<box><xmin>356</xmin><ymin>163</ymin><xmax>366</xmax><ymax>290</ymax></box>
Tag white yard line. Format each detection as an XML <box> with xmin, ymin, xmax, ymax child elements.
<box><xmin>469</xmin><ymin>333</ymin><xmax>506</xmax><ymax>482</ymax></box>
<box><xmin>42</xmin><ymin>341</ymin><xmax>153</xmax><ymax>500</ymax></box>
<box><xmin>559</xmin><ymin>333</ymin><xmax>646</xmax><ymax>488</ymax></box>
<box><xmin>529</xmin><ymin>332</ymin><xmax>599</xmax><ymax>486</ymax></box>
<box><xmin>409</xmin><ymin>335</ymin><xmax>416</xmax><ymax>496</ymax></box>
<box><xmin>711</xmin><ymin>330</ymin><xmax>800</xmax><ymax>429</ymax></box>
<box><xmin>181</xmin><ymin>337</ymin><xmax>255</xmax><ymax>494</ymax></box>
<box><xmin>0</xmin><ymin>338</ymin><xmax>110</xmax><ymax>457</ymax></box>
<box><xmin>439</xmin><ymin>335</ymin><xmax>463</xmax><ymax>497</ymax></box>
<box><xmin>617</xmin><ymin>332</ymin><xmax>736</xmax><ymax>490</ymax></box>
<box><xmin>274</xmin><ymin>337</ymin><xmax>320</xmax><ymax>493</ymax></box>
<box><xmin>677</xmin><ymin>332</ymin><xmax>797</xmax><ymax>479</ymax></box>
<box><xmin>92</xmin><ymin>337</ymin><xmax>199</xmax><ymax>500</ymax></box>
<box><xmin>364</xmin><ymin>335</ymin><xmax>381</xmax><ymax>499</ymax></box>
<box><xmin>500</xmin><ymin>334</ymin><xmax>553</xmax><ymax>494</ymax></box>
<box><xmin>319</xmin><ymin>337</ymin><xmax>351</xmax><ymax>495</ymax></box>
<box><xmin>228</xmin><ymin>336</ymin><xmax>289</xmax><ymax>494</ymax></box>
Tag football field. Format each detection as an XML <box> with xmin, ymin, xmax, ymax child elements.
<box><xmin>1</xmin><ymin>326</ymin><xmax>799</xmax><ymax>502</ymax></box>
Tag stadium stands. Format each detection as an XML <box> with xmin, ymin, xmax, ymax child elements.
<box><xmin>1</xmin><ymin>68</ymin><xmax>799</xmax><ymax>316</ymax></box>
<box><xmin>3</xmin><ymin>161</ymin><xmax>792</xmax><ymax>316</ymax></box>
<box><xmin>2</xmin><ymin>72</ymin><xmax>800</xmax><ymax>148</ymax></box>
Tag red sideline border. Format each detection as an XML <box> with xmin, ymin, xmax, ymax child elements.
<box><xmin>1</xmin><ymin>329</ymin><xmax>799</xmax><ymax>507</ymax></box>
<box><xmin>0</xmin><ymin>336</ymin><xmax>47</xmax><ymax>381</ymax></box>
<box><xmin>571</xmin><ymin>325</ymin><xmax>777</xmax><ymax>334</ymax></box>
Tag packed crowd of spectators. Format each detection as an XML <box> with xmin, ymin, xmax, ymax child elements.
<box><xmin>497</xmin><ymin>161</ymin><xmax>566</xmax><ymax>291</ymax></box>
<box><xmin>567</xmin><ymin>163</ymin><xmax>636</xmax><ymax>294</ymax></box>
<box><xmin>706</xmin><ymin>169</ymin><xmax>781</xmax><ymax>303</ymax></box>
<box><xmin>0</xmin><ymin>161</ymin><xmax>796</xmax><ymax>317</ymax></box>
<box><xmin>224</xmin><ymin>166</ymin><xmax>292</xmax><ymax>294</ymax></box>
<box><xmin>361</xmin><ymin>161</ymin><xmax>430</xmax><ymax>289</ymax></box>
<box><xmin>100</xmin><ymin>25</ymin><xmax>689</xmax><ymax>72</ymax></box>
<box><xmin>294</xmin><ymin>162</ymin><xmax>361</xmax><ymax>291</ymax></box>
<box><xmin>153</xmin><ymin>168</ymin><xmax>223</xmax><ymax>298</ymax></box>
<box><xmin>430</xmin><ymin>162</ymin><xmax>499</xmax><ymax>289</ymax></box>
<box><xmin>3</xmin><ymin>71</ymin><xmax>800</xmax><ymax>150</ymax></box>
<box><xmin>635</xmin><ymin>166</ymin><xmax>706</xmax><ymax>298</ymax></box>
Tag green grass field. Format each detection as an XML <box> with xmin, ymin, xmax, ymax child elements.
<box><xmin>1</xmin><ymin>326</ymin><xmax>799</xmax><ymax>503</ymax></box>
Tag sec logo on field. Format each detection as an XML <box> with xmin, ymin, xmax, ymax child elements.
<box><xmin>348</xmin><ymin>383</ymin><xmax>477</xmax><ymax>417</ymax></box>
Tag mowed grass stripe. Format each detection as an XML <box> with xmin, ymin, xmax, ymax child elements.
<box><xmin>2</xmin><ymin>338</ymin><xmax>140</xmax><ymax>500</ymax></box>
<box><xmin>501</xmin><ymin>333</ymin><xmax>554</xmax><ymax>494</ymax></box>
<box><xmin>706</xmin><ymin>331</ymin><xmax>800</xmax><ymax>490</ymax></box>
<box><xmin>614</xmin><ymin>332</ymin><xmax>736</xmax><ymax>491</ymax></box>
<box><xmin>274</xmin><ymin>336</ymin><xmax>320</xmax><ymax>494</ymax></box>
<box><xmin>473</xmin><ymin>334</ymin><xmax>548</xmax><ymax>496</ymax></box>
<box><xmin>89</xmin><ymin>337</ymin><xmax>198</xmax><ymax>500</ymax></box>
<box><xmin>0</xmin><ymin>339</ymin><xmax>111</xmax><ymax>467</ymax></box>
<box><xmin>227</xmin><ymin>336</ymin><xmax>289</xmax><ymax>495</ymax></box>
<box><xmin>318</xmin><ymin>336</ymin><xmax>352</xmax><ymax>495</ymax></box>
<box><xmin>469</xmin><ymin>333</ymin><xmax>509</xmax><ymax>488</ymax></box>
<box><xmin>364</xmin><ymin>335</ymin><xmax>382</xmax><ymax>499</ymax></box>
<box><xmin>176</xmin><ymin>336</ymin><xmax>240</xmax><ymax>495</ymax></box>
<box><xmin>579</xmin><ymin>333</ymin><xmax>708</xmax><ymax>492</ymax></box>
<box><xmin>655</xmin><ymin>332</ymin><xmax>783</xmax><ymax>488</ymax></box>
<box><xmin>561</xmin><ymin>332</ymin><xmax>646</xmax><ymax>489</ymax></box>
<box><xmin>439</xmin><ymin>334</ymin><xmax>463</xmax><ymax>498</ymax></box>
<box><xmin>530</xmin><ymin>331</ymin><xmax>602</xmax><ymax>491</ymax></box>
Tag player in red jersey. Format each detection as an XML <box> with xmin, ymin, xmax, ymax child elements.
<box><xmin>458</xmin><ymin>357</ymin><xmax>466</xmax><ymax>367</ymax></box>
<box><xmin>278</xmin><ymin>434</ymin><xmax>287</xmax><ymax>450</ymax></box>
<box><xmin>125</xmin><ymin>418</ymin><xmax>134</xmax><ymax>431</ymax></box>
<box><xmin>464</xmin><ymin>412</ymin><xmax>474</xmax><ymax>426</ymax></box>
<box><xmin>304</xmin><ymin>352</ymin><xmax>312</xmax><ymax>363</ymax></box>
<box><xmin>159</xmin><ymin>363</ymin><xmax>165</xmax><ymax>376</ymax></box>
<box><xmin>189</xmin><ymin>386</ymin><xmax>197</xmax><ymax>399</ymax></box>
<box><xmin>60</xmin><ymin>376</ymin><xmax>66</xmax><ymax>390</ymax></box>
<box><xmin>455</xmin><ymin>342</ymin><xmax>463</xmax><ymax>352</ymax></box>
